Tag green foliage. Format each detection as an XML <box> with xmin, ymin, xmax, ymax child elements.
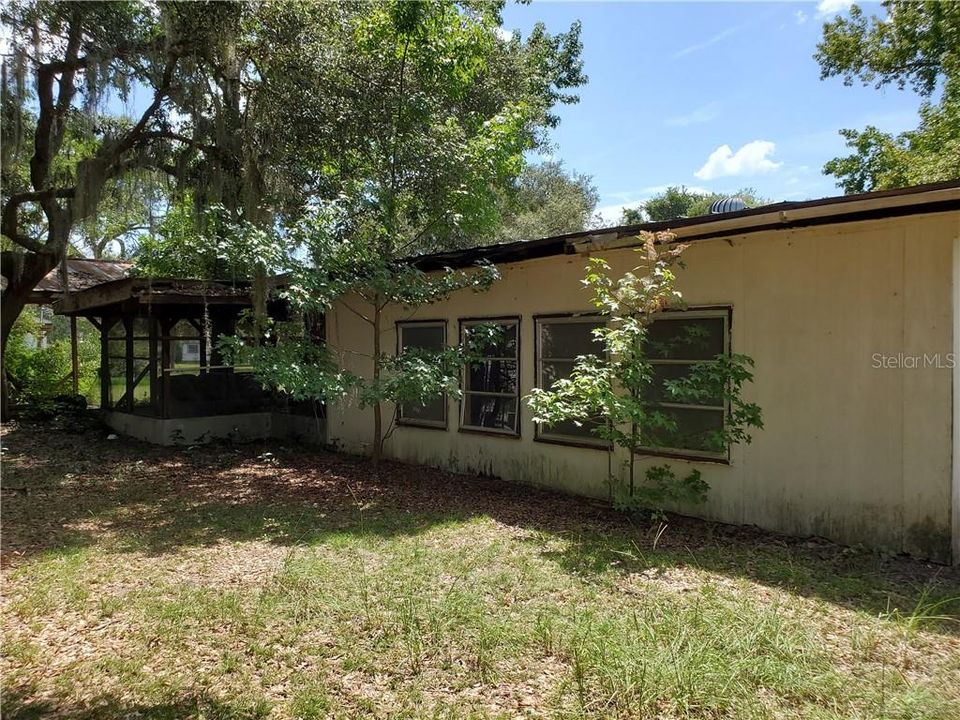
<box><xmin>242</xmin><ymin>1</ymin><xmax>585</xmax><ymax>254</ymax></box>
<box><xmin>490</xmin><ymin>161</ymin><xmax>599</xmax><ymax>243</ymax></box>
<box><xmin>73</xmin><ymin>172</ymin><xmax>166</xmax><ymax>259</ymax></box>
<box><xmin>222</xmin><ymin>250</ymin><xmax>500</xmax><ymax>405</ymax></box>
<box><xmin>4</xmin><ymin>311</ymin><xmax>99</xmax><ymax>409</ymax></box>
<box><xmin>131</xmin><ymin>195</ymin><xmax>204</xmax><ymax>277</ymax></box>
<box><xmin>816</xmin><ymin>2</ymin><xmax>960</xmax><ymax>191</ymax></box>
<box><xmin>220</xmin><ymin>332</ymin><xmax>362</xmax><ymax>404</ymax></box>
<box><xmin>622</xmin><ymin>186</ymin><xmax>768</xmax><ymax>223</ymax></box>
<box><xmin>624</xmin><ymin>186</ymin><xmax>704</xmax><ymax>223</ymax></box>
<box><xmin>229</xmin><ymin>1</ymin><xmax>584</xmax><ymax>461</ymax></box>
<box><xmin>815</xmin><ymin>1</ymin><xmax>959</xmax><ymax>96</ymax></box>
<box><xmin>527</xmin><ymin>233</ymin><xmax>763</xmax><ymax>512</ymax></box>
<box><xmin>133</xmin><ymin>194</ymin><xmax>289</xmax><ymax>280</ymax></box>
<box><xmin>821</xmin><ymin>126</ymin><xmax>911</xmax><ymax>195</ymax></box>
<box><xmin>614</xmin><ymin>465</ymin><xmax>709</xmax><ymax>516</ymax></box>
<box><xmin>821</xmin><ymin>89</ymin><xmax>960</xmax><ymax>193</ymax></box>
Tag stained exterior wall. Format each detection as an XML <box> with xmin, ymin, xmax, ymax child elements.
<box><xmin>325</xmin><ymin>212</ymin><xmax>959</xmax><ymax>562</ymax></box>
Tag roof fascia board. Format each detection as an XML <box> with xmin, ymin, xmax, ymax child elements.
<box><xmin>571</xmin><ymin>187</ymin><xmax>960</xmax><ymax>255</ymax></box>
<box><xmin>55</xmin><ymin>278</ymin><xmax>136</xmax><ymax>314</ymax></box>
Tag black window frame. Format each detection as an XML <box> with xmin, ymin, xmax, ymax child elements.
<box><xmin>396</xmin><ymin>319</ymin><xmax>449</xmax><ymax>430</ymax></box>
<box><xmin>533</xmin><ymin>312</ymin><xmax>611</xmax><ymax>450</ymax></box>
<box><xmin>458</xmin><ymin>316</ymin><xmax>521</xmax><ymax>437</ymax></box>
<box><xmin>639</xmin><ymin>306</ymin><xmax>732</xmax><ymax>463</ymax></box>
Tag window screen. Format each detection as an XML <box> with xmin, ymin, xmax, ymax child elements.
<box><xmin>397</xmin><ymin>321</ymin><xmax>447</xmax><ymax>427</ymax></box>
<box><xmin>106</xmin><ymin>319</ymin><xmax>126</xmax><ymax>409</ymax></box>
<box><xmin>461</xmin><ymin>319</ymin><xmax>519</xmax><ymax>434</ymax></box>
<box><xmin>535</xmin><ymin>316</ymin><xmax>607</xmax><ymax>445</ymax></box>
<box><xmin>642</xmin><ymin>310</ymin><xmax>729</xmax><ymax>458</ymax></box>
<box><xmin>166</xmin><ymin>319</ymin><xmax>202</xmax><ymax>376</ymax></box>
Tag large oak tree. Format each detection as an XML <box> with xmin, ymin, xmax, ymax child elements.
<box><xmin>815</xmin><ymin>1</ymin><xmax>960</xmax><ymax>192</ymax></box>
<box><xmin>0</xmin><ymin>1</ymin><xmax>232</xmax><ymax>416</ymax></box>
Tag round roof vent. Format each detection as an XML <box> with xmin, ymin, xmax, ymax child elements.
<box><xmin>709</xmin><ymin>197</ymin><xmax>748</xmax><ymax>214</ymax></box>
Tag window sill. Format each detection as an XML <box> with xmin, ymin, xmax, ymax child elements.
<box><xmin>635</xmin><ymin>448</ymin><xmax>731</xmax><ymax>465</ymax></box>
<box><xmin>534</xmin><ymin>436</ymin><xmax>611</xmax><ymax>451</ymax></box>
<box><xmin>397</xmin><ymin>420</ymin><xmax>448</xmax><ymax>431</ymax></box>
<box><xmin>458</xmin><ymin>427</ymin><xmax>521</xmax><ymax>439</ymax></box>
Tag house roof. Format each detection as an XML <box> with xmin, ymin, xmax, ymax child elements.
<box><xmin>412</xmin><ymin>179</ymin><xmax>960</xmax><ymax>271</ymax></box>
<box><xmin>43</xmin><ymin>179</ymin><xmax>960</xmax><ymax>313</ymax></box>
<box><xmin>27</xmin><ymin>258</ymin><xmax>133</xmax><ymax>303</ymax></box>
<box><xmin>55</xmin><ymin>276</ymin><xmax>256</xmax><ymax>315</ymax></box>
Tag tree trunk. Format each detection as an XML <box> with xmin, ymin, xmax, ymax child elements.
<box><xmin>371</xmin><ymin>299</ymin><xmax>382</xmax><ymax>467</ymax></box>
<box><xmin>1</xmin><ymin>249</ymin><xmax>61</xmax><ymax>419</ymax></box>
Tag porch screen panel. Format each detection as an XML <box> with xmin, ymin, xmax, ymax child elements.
<box><xmin>641</xmin><ymin>310</ymin><xmax>729</xmax><ymax>459</ymax></box>
<box><xmin>130</xmin><ymin>318</ymin><xmax>153</xmax><ymax>411</ymax></box>
<box><xmin>535</xmin><ymin>317</ymin><xmax>607</xmax><ymax>445</ymax></box>
<box><xmin>106</xmin><ymin>320</ymin><xmax>126</xmax><ymax>409</ymax></box>
<box><xmin>397</xmin><ymin>321</ymin><xmax>447</xmax><ymax>427</ymax></box>
<box><xmin>461</xmin><ymin>319</ymin><xmax>519</xmax><ymax>434</ymax></box>
<box><xmin>168</xmin><ymin>320</ymin><xmax>202</xmax><ymax>376</ymax></box>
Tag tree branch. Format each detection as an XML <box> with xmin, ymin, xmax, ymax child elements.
<box><xmin>29</xmin><ymin>8</ymin><xmax>84</xmax><ymax>191</ymax></box>
<box><xmin>108</xmin><ymin>56</ymin><xmax>179</xmax><ymax>162</ymax></box>
<box><xmin>2</xmin><ymin>188</ymin><xmax>75</xmax><ymax>252</ymax></box>
<box><xmin>138</xmin><ymin>131</ymin><xmax>226</xmax><ymax>159</ymax></box>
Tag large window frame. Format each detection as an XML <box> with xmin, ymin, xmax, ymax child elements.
<box><xmin>640</xmin><ymin>307</ymin><xmax>732</xmax><ymax>462</ymax></box>
<box><xmin>396</xmin><ymin>319</ymin><xmax>448</xmax><ymax>430</ymax></box>
<box><xmin>533</xmin><ymin>313</ymin><xmax>610</xmax><ymax>449</ymax></box>
<box><xmin>459</xmin><ymin>316</ymin><xmax>521</xmax><ymax>437</ymax></box>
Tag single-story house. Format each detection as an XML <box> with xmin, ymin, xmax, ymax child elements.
<box><xmin>43</xmin><ymin>181</ymin><xmax>960</xmax><ymax>563</ymax></box>
<box><xmin>324</xmin><ymin>181</ymin><xmax>960</xmax><ymax>564</ymax></box>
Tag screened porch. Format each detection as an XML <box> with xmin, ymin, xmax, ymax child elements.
<box><xmin>53</xmin><ymin>277</ymin><xmax>324</xmax><ymax>445</ymax></box>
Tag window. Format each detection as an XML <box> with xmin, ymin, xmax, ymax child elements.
<box><xmin>535</xmin><ymin>316</ymin><xmax>607</xmax><ymax>446</ymax></box>
<box><xmin>642</xmin><ymin>309</ymin><xmax>730</xmax><ymax>459</ymax></box>
<box><xmin>397</xmin><ymin>321</ymin><xmax>447</xmax><ymax>428</ymax></box>
<box><xmin>460</xmin><ymin>318</ymin><xmax>520</xmax><ymax>435</ymax></box>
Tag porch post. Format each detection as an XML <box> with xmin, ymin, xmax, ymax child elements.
<box><xmin>100</xmin><ymin>318</ymin><xmax>110</xmax><ymax>409</ymax></box>
<box><xmin>70</xmin><ymin>316</ymin><xmax>79</xmax><ymax>394</ymax></box>
<box><xmin>149</xmin><ymin>316</ymin><xmax>159</xmax><ymax>415</ymax></box>
<box><xmin>161</xmin><ymin>318</ymin><xmax>172</xmax><ymax>419</ymax></box>
<box><xmin>124</xmin><ymin>316</ymin><xmax>133</xmax><ymax>413</ymax></box>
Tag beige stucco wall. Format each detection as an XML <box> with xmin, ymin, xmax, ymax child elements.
<box><xmin>325</xmin><ymin>211</ymin><xmax>959</xmax><ymax>562</ymax></box>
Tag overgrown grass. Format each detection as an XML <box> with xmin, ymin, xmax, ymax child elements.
<box><xmin>2</xmin><ymin>424</ymin><xmax>959</xmax><ymax>718</ymax></box>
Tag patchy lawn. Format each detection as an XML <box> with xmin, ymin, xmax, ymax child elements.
<box><xmin>2</xmin><ymin>421</ymin><xmax>958</xmax><ymax>720</ymax></box>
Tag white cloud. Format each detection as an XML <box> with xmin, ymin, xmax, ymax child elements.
<box><xmin>494</xmin><ymin>26</ymin><xmax>515</xmax><ymax>42</ymax></box>
<box><xmin>694</xmin><ymin>140</ymin><xmax>782</xmax><ymax>180</ymax></box>
<box><xmin>665</xmin><ymin>101</ymin><xmax>720</xmax><ymax>127</ymax></box>
<box><xmin>795</xmin><ymin>10</ymin><xmax>808</xmax><ymax>25</ymax></box>
<box><xmin>816</xmin><ymin>0</ymin><xmax>853</xmax><ymax>19</ymax></box>
<box><xmin>672</xmin><ymin>25</ymin><xmax>741</xmax><ymax>59</ymax></box>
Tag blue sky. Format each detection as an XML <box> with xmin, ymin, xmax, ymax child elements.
<box><xmin>501</xmin><ymin>1</ymin><xmax>925</xmax><ymax>222</ymax></box>
<box><xmin>2</xmin><ymin>1</ymin><xmax>920</xmax><ymax>226</ymax></box>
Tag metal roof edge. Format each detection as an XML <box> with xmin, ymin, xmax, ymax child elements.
<box><xmin>412</xmin><ymin>180</ymin><xmax>960</xmax><ymax>270</ymax></box>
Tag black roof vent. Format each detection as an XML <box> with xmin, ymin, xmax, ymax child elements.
<box><xmin>709</xmin><ymin>197</ymin><xmax>748</xmax><ymax>214</ymax></box>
